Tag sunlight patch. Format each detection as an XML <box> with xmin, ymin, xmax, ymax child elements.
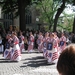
<box><xmin>30</xmin><ymin>68</ymin><xmax>58</xmax><ymax>73</ymax></box>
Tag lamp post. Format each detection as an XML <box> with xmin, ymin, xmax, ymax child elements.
<box><xmin>36</xmin><ymin>17</ymin><xmax>41</xmax><ymax>30</ymax></box>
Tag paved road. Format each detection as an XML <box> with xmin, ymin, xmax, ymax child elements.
<box><xmin>0</xmin><ymin>50</ymin><xmax>59</xmax><ymax>75</ymax></box>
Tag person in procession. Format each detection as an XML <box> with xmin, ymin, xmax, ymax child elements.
<box><xmin>11</xmin><ymin>31</ymin><xmax>21</xmax><ymax>61</ymax></box>
<box><xmin>59</xmin><ymin>32</ymin><xmax>66</xmax><ymax>53</ymax></box>
<box><xmin>18</xmin><ymin>31</ymin><xmax>25</xmax><ymax>53</ymax></box>
<box><xmin>28</xmin><ymin>31</ymin><xmax>34</xmax><ymax>53</ymax></box>
<box><xmin>37</xmin><ymin>32</ymin><xmax>43</xmax><ymax>52</ymax></box>
<box><xmin>3</xmin><ymin>34</ymin><xmax>13</xmax><ymax>60</ymax></box>
<box><xmin>43</xmin><ymin>32</ymin><xmax>50</xmax><ymax>58</ymax></box>
<box><xmin>46</xmin><ymin>33</ymin><xmax>59</xmax><ymax>64</ymax></box>
<box><xmin>54</xmin><ymin>32</ymin><xmax>60</xmax><ymax>53</ymax></box>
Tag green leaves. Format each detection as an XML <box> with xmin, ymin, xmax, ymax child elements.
<box><xmin>35</xmin><ymin>0</ymin><xmax>57</xmax><ymax>30</ymax></box>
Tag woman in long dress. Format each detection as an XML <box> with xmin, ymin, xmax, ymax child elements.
<box><xmin>43</xmin><ymin>32</ymin><xmax>49</xmax><ymax>58</ymax></box>
<box><xmin>59</xmin><ymin>33</ymin><xmax>66</xmax><ymax>53</ymax></box>
<box><xmin>19</xmin><ymin>31</ymin><xmax>25</xmax><ymax>53</ymax></box>
<box><xmin>28</xmin><ymin>32</ymin><xmax>34</xmax><ymax>53</ymax></box>
<box><xmin>37</xmin><ymin>32</ymin><xmax>43</xmax><ymax>52</ymax></box>
<box><xmin>46</xmin><ymin>33</ymin><xmax>59</xmax><ymax>64</ymax></box>
<box><xmin>11</xmin><ymin>32</ymin><xmax>21</xmax><ymax>61</ymax></box>
<box><xmin>3</xmin><ymin>34</ymin><xmax>12</xmax><ymax>60</ymax></box>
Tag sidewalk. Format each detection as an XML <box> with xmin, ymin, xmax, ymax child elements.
<box><xmin>0</xmin><ymin>50</ymin><xmax>58</xmax><ymax>75</ymax></box>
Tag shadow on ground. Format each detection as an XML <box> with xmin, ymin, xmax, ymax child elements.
<box><xmin>20</xmin><ymin>56</ymin><xmax>55</xmax><ymax>68</ymax></box>
<box><xmin>0</xmin><ymin>58</ymin><xmax>19</xmax><ymax>63</ymax></box>
<box><xmin>21</xmin><ymin>51</ymin><xmax>42</xmax><ymax>54</ymax></box>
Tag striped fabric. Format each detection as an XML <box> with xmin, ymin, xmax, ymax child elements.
<box><xmin>52</xmin><ymin>52</ymin><xmax>58</xmax><ymax>61</ymax></box>
<box><xmin>11</xmin><ymin>49</ymin><xmax>21</xmax><ymax>61</ymax></box>
<box><xmin>4</xmin><ymin>49</ymin><xmax>11</xmax><ymax>59</ymax></box>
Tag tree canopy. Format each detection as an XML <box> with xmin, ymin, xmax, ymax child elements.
<box><xmin>0</xmin><ymin>0</ymin><xmax>75</xmax><ymax>33</ymax></box>
<box><xmin>0</xmin><ymin>0</ymin><xmax>31</xmax><ymax>31</ymax></box>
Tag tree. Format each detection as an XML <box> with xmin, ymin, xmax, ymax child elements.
<box><xmin>72</xmin><ymin>0</ymin><xmax>75</xmax><ymax>33</ymax></box>
<box><xmin>53</xmin><ymin>0</ymin><xmax>66</xmax><ymax>32</ymax></box>
<box><xmin>35</xmin><ymin>0</ymin><xmax>58</xmax><ymax>30</ymax></box>
<box><xmin>0</xmin><ymin>0</ymin><xmax>31</xmax><ymax>31</ymax></box>
<box><xmin>53</xmin><ymin>0</ymin><xmax>73</xmax><ymax>32</ymax></box>
<box><xmin>58</xmin><ymin>13</ymin><xmax>74</xmax><ymax>32</ymax></box>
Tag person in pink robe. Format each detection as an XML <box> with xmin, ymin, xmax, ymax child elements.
<box><xmin>46</xmin><ymin>33</ymin><xmax>59</xmax><ymax>64</ymax></box>
<box><xmin>19</xmin><ymin>31</ymin><xmax>25</xmax><ymax>53</ymax></box>
<box><xmin>3</xmin><ymin>34</ymin><xmax>12</xmax><ymax>60</ymax></box>
<box><xmin>43</xmin><ymin>32</ymin><xmax>50</xmax><ymax>58</ymax></box>
<box><xmin>28</xmin><ymin>32</ymin><xmax>34</xmax><ymax>53</ymax></box>
<box><xmin>11</xmin><ymin>32</ymin><xmax>21</xmax><ymax>61</ymax></box>
<box><xmin>59</xmin><ymin>33</ymin><xmax>66</xmax><ymax>53</ymax></box>
<box><xmin>37</xmin><ymin>32</ymin><xmax>43</xmax><ymax>52</ymax></box>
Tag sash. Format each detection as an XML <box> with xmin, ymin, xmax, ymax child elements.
<box><xmin>47</xmin><ymin>42</ymin><xmax>53</xmax><ymax>50</ymax></box>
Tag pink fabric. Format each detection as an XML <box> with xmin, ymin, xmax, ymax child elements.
<box><xmin>28</xmin><ymin>35</ymin><xmax>34</xmax><ymax>52</ymax></box>
<box><xmin>37</xmin><ymin>35</ymin><xmax>43</xmax><ymax>52</ymax></box>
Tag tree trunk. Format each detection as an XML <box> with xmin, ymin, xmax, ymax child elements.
<box><xmin>72</xmin><ymin>0</ymin><xmax>75</xmax><ymax>33</ymax></box>
<box><xmin>53</xmin><ymin>0</ymin><xmax>65</xmax><ymax>32</ymax></box>
<box><xmin>72</xmin><ymin>15</ymin><xmax>75</xmax><ymax>33</ymax></box>
<box><xmin>18</xmin><ymin>0</ymin><xmax>26</xmax><ymax>31</ymax></box>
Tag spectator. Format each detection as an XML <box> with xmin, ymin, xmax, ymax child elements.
<box><xmin>24</xmin><ymin>36</ymin><xmax>28</xmax><ymax>50</ymax></box>
<box><xmin>57</xmin><ymin>44</ymin><xmax>75</xmax><ymax>75</ymax></box>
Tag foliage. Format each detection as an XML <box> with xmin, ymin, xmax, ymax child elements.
<box><xmin>0</xmin><ymin>0</ymin><xmax>31</xmax><ymax>17</ymax></box>
<box><xmin>35</xmin><ymin>0</ymin><xmax>59</xmax><ymax>30</ymax></box>
<box><xmin>0</xmin><ymin>0</ymin><xmax>17</xmax><ymax>16</ymax></box>
<box><xmin>58</xmin><ymin>13</ymin><xmax>74</xmax><ymax>32</ymax></box>
<box><xmin>0</xmin><ymin>22</ymin><xmax>4</xmax><ymax>30</ymax></box>
<box><xmin>0</xmin><ymin>0</ymin><xmax>31</xmax><ymax>31</ymax></box>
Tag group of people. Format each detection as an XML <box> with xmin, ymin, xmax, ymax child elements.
<box><xmin>0</xmin><ymin>29</ymin><xmax>35</xmax><ymax>62</ymax></box>
<box><xmin>0</xmin><ymin>27</ymin><xmax>71</xmax><ymax>63</ymax></box>
<box><xmin>36</xmin><ymin>32</ymin><xmax>67</xmax><ymax>64</ymax></box>
<box><xmin>0</xmin><ymin>25</ymin><xmax>74</xmax><ymax>63</ymax></box>
<box><xmin>0</xmin><ymin>25</ymin><xmax>75</xmax><ymax>74</ymax></box>
<box><xmin>3</xmin><ymin>32</ymin><xmax>22</xmax><ymax>62</ymax></box>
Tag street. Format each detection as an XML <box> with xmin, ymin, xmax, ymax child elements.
<box><xmin>0</xmin><ymin>50</ymin><xmax>59</xmax><ymax>75</ymax></box>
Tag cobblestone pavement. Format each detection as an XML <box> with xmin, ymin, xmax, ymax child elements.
<box><xmin>0</xmin><ymin>50</ymin><xmax>59</xmax><ymax>75</ymax></box>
